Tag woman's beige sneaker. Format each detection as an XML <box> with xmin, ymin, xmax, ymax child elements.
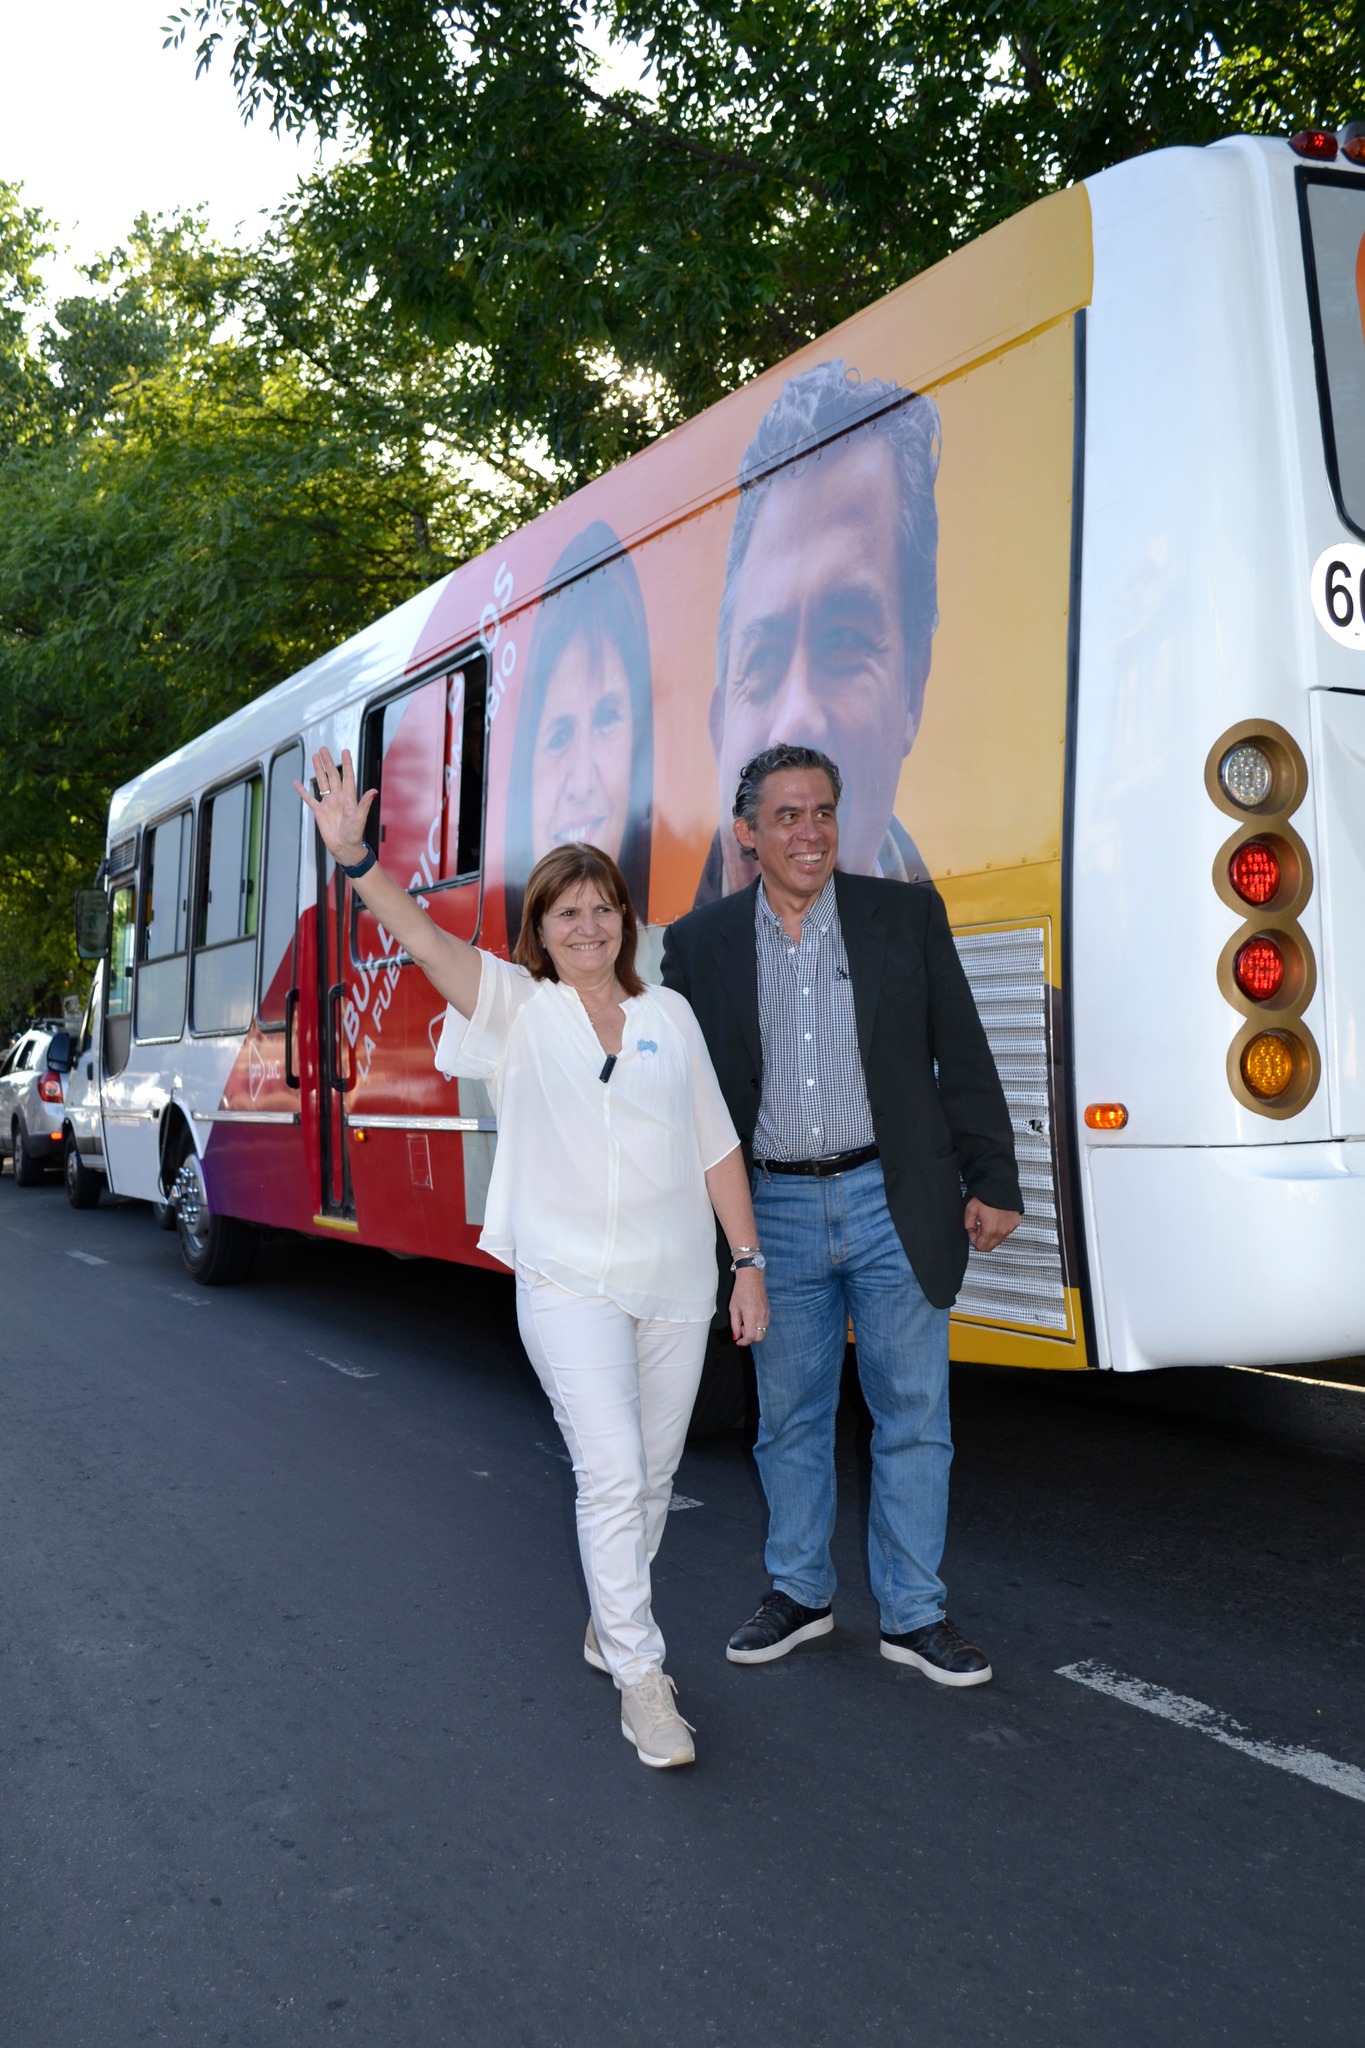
<box><xmin>619</xmin><ymin>1670</ymin><xmax>695</xmax><ymax>1768</ymax></box>
<box><xmin>584</xmin><ymin>1616</ymin><xmax>609</xmax><ymax>1673</ymax></box>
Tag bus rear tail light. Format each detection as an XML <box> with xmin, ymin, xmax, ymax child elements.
<box><xmin>1218</xmin><ymin>740</ymin><xmax>1275</xmax><ymax>808</ymax></box>
<box><xmin>1233</xmin><ymin>934</ymin><xmax>1287</xmax><ymax>1003</ymax></box>
<box><xmin>1240</xmin><ymin>1033</ymin><xmax>1298</xmax><ymax>1100</ymax></box>
<box><xmin>1084</xmin><ymin>1104</ymin><xmax>1128</xmax><ymax>1130</ymax></box>
<box><xmin>37</xmin><ymin>1072</ymin><xmax>64</xmax><ymax>1104</ymax></box>
<box><xmin>1289</xmin><ymin>129</ymin><xmax>1340</xmax><ymax>160</ymax></box>
<box><xmin>1228</xmin><ymin>839</ymin><xmax>1281</xmax><ymax>906</ymax></box>
<box><xmin>1207</xmin><ymin>720</ymin><xmax>1318</xmax><ymax>1116</ymax></box>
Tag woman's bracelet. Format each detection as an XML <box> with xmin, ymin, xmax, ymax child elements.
<box><xmin>337</xmin><ymin>845</ymin><xmax>378</xmax><ymax>879</ymax></box>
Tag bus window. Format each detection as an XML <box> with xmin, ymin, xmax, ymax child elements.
<box><xmin>192</xmin><ymin>773</ymin><xmax>264</xmax><ymax>1034</ymax></box>
<box><xmin>352</xmin><ymin>660</ymin><xmax>487</xmax><ymax>963</ymax></box>
<box><xmin>136</xmin><ymin>809</ymin><xmax>191</xmax><ymax>1042</ymax></box>
<box><xmin>104</xmin><ymin>883</ymin><xmax>135</xmax><ymax>1077</ymax></box>
<box><xmin>259</xmin><ymin>742</ymin><xmax>303</xmax><ymax>1028</ymax></box>
<box><xmin>1301</xmin><ymin>174</ymin><xmax>1365</xmax><ymax>536</ymax></box>
<box><xmin>449</xmin><ymin>655</ymin><xmax>489</xmax><ymax>881</ymax></box>
<box><xmin>360</xmin><ymin>674</ymin><xmax>447</xmax><ymax>894</ymax></box>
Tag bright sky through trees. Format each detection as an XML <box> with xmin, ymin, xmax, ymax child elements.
<box><xmin>0</xmin><ymin>0</ymin><xmax>327</xmax><ymax>289</ymax></box>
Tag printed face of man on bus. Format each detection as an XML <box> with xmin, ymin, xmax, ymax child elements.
<box><xmin>530</xmin><ymin>633</ymin><xmax>634</xmax><ymax>862</ymax></box>
<box><xmin>706</xmin><ymin>362</ymin><xmax>940</xmax><ymax>902</ymax></box>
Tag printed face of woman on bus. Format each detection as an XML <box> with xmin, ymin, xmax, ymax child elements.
<box><xmin>713</xmin><ymin>439</ymin><xmax>917</xmax><ymax>895</ymax></box>
<box><xmin>539</xmin><ymin>882</ymin><xmax>624</xmax><ymax>989</ymax></box>
<box><xmin>530</xmin><ymin>634</ymin><xmax>634</xmax><ymax>863</ymax></box>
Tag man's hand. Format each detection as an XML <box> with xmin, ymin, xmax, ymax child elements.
<box><xmin>964</xmin><ymin>1198</ymin><xmax>1020</xmax><ymax>1254</ymax></box>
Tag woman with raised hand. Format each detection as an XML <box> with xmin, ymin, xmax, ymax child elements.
<box><xmin>298</xmin><ymin>746</ymin><xmax>768</xmax><ymax>1769</ymax></box>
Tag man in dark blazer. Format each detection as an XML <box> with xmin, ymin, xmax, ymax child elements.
<box><xmin>662</xmin><ymin>744</ymin><xmax>1022</xmax><ymax>1685</ymax></box>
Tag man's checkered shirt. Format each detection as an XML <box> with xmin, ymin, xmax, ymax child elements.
<box><xmin>752</xmin><ymin>876</ymin><xmax>876</xmax><ymax>1164</ymax></box>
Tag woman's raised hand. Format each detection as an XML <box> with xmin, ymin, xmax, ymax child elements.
<box><xmin>294</xmin><ymin>747</ymin><xmax>376</xmax><ymax>866</ymax></box>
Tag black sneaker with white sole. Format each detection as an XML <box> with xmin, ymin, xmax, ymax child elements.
<box><xmin>726</xmin><ymin>1590</ymin><xmax>834</xmax><ymax>1665</ymax></box>
<box><xmin>879</xmin><ymin>1617</ymin><xmax>992</xmax><ymax>1686</ymax></box>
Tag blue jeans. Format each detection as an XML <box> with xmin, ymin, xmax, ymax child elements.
<box><xmin>751</xmin><ymin>1158</ymin><xmax>952</xmax><ymax>1634</ymax></box>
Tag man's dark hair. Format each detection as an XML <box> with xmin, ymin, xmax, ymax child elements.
<box><xmin>733</xmin><ymin>745</ymin><xmax>843</xmax><ymax>856</ymax></box>
<box><xmin>716</xmin><ymin>359</ymin><xmax>940</xmax><ymax>720</ymax></box>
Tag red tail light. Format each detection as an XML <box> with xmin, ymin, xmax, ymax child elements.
<box><xmin>1289</xmin><ymin>129</ymin><xmax>1339</xmax><ymax>160</ymax></box>
<box><xmin>1228</xmin><ymin>839</ymin><xmax>1281</xmax><ymax>906</ymax></box>
<box><xmin>37</xmin><ymin>1071</ymin><xmax>64</xmax><ymax>1104</ymax></box>
<box><xmin>1234</xmin><ymin>934</ymin><xmax>1287</xmax><ymax>1002</ymax></box>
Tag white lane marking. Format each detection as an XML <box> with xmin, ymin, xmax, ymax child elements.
<box><xmin>304</xmin><ymin>1349</ymin><xmax>377</xmax><ymax>1380</ymax></box>
<box><xmin>1057</xmin><ymin>1661</ymin><xmax>1365</xmax><ymax>1806</ymax></box>
<box><xmin>1228</xmin><ymin>1365</ymin><xmax>1365</xmax><ymax>1396</ymax></box>
<box><xmin>171</xmin><ymin>1291</ymin><xmax>211</xmax><ymax>1310</ymax></box>
<box><xmin>66</xmin><ymin>1250</ymin><xmax>107</xmax><ymax>1266</ymax></box>
<box><xmin>668</xmin><ymin>1495</ymin><xmax>703</xmax><ymax>1512</ymax></box>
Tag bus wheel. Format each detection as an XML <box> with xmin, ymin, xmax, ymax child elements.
<box><xmin>12</xmin><ymin>1119</ymin><xmax>45</xmax><ymax>1187</ymax></box>
<box><xmin>686</xmin><ymin>1326</ymin><xmax>754</xmax><ymax>1439</ymax></box>
<box><xmin>63</xmin><ymin>1135</ymin><xmax>102</xmax><ymax>1209</ymax></box>
<box><xmin>171</xmin><ymin>1152</ymin><xmax>257</xmax><ymax>1285</ymax></box>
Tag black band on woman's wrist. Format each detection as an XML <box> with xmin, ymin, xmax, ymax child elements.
<box><xmin>337</xmin><ymin>845</ymin><xmax>378</xmax><ymax>879</ymax></box>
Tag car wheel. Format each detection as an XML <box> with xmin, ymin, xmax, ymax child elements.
<box><xmin>171</xmin><ymin>1150</ymin><xmax>258</xmax><ymax>1285</ymax></box>
<box><xmin>12</xmin><ymin>1119</ymin><xmax>45</xmax><ymax>1187</ymax></box>
<box><xmin>63</xmin><ymin>1134</ymin><xmax>102</xmax><ymax>1208</ymax></box>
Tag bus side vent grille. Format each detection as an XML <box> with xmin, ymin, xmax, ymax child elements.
<box><xmin>951</xmin><ymin>927</ymin><xmax>1069</xmax><ymax>1333</ymax></box>
<box><xmin>107</xmin><ymin>833</ymin><xmax>138</xmax><ymax>877</ymax></box>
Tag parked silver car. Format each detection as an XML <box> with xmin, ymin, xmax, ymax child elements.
<box><xmin>0</xmin><ymin>1021</ymin><xmax>68</xmax><ymax>1184</ymax></box>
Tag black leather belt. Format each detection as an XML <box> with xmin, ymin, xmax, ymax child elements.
<box><xmin>760</xmin><ymin>1144</ymin><xmax>880</xmax><ymax>1178</ymax></box>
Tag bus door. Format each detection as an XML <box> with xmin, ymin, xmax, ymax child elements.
<box><xmin>96</xmin><ymin>836</ymin><xmax>158</xmax><ymax>1198</ymax></box>
<box><xmin>316</xmin><ymin>844</ymin><xmax>355</xmax><ymax>1221</ymax></box>
<box><xmin>333</xmin><ymin>654</ymin><xmax>489</xmax><ymax>1243</ymax></box>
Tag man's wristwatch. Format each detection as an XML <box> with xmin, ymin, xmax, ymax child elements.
<box><xmin>730</xmin><ymin>1246</ymin><xmax>766</xmax><ymax>1272</ymax></box>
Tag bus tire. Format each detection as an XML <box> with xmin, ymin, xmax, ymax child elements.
<box><xmin>150</xmin><ymin>1196</ymin><xmax>178</xmax><ymax>1231</ymax></box>
<box><xmin>63</xmin><ymin>1134</ymin><xmax>102</xmax><ymax>1209</ymax></box>
<box><xmin>686</xmin><ymin>1326</ymin><xmax>754</xmax><ymax>1439</ymax></box>
<box><xmin>171</xmin><ymin>1150</ymin><xmax>258</xmax><ymax>1286</ymax></box>
<box><xmin>12</xmin><ymin>1118</ymin><xmax>45</xmax><ymax>1187</ymax></box>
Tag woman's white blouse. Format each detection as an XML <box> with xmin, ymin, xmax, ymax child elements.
<box><xmin>434</xmin><ymin>954</ymin><xmax>740</xmax><ymax>1322</ymax></box>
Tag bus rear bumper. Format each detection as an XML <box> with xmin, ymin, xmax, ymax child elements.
<box><xmin>1087</xmin><ymin>1141</ymin><xmax>1365</xmax><ymax>1372</ymax></box>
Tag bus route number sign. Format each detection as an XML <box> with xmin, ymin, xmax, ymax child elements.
<box><xmin>1311</xmin><ymin>543</ymin><xmax>1365</xmax><ymax>649</ymax></box>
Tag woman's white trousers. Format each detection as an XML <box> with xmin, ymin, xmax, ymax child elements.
<box><xmin>515</xmin><ymin>1271</ymin><xmax>709</xmax><ymax>1688</ymax></box>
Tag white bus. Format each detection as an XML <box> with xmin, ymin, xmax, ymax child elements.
<box><xmin>63</xmin><ymin>129</ymin><xmax>1365</xmax><ymax>1391</ymax></box>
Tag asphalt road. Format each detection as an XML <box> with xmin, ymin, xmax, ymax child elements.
<box><xmin>2</xmin><ymin>1177</ymin><xmax>1362</xmax><ymax>2048</ymax></box>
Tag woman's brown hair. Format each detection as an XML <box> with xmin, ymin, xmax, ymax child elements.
<box><xmin>512</xmin><ymin>843</ymin><xmax>646</xmax><ymax>997</ymax></box>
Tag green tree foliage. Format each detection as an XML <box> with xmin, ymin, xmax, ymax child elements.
<box><xmin>177</xmin><ymin>1</ymin><xmax>1365</xmax><ymax>477</ymax></box>
<box><xmin>0</xmin><ymin>196</ymin><xmax>551</xmax><ymax>1026</ymax></box>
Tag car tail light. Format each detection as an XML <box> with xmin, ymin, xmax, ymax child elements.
<box><xmin>1234</xmin><ymin>934</ymin><xmax>1287</xmax><ymax>1002</ymax></box>
<box><xmin>1289</xmin><ymin>129</ymin><xmax>1339</xmax><ymax>160</ymax></box>
<box><xmin>37</xmin><ymin>1072</ymin><xmax>63</xmax><ymax>1104</ymax></box>
<box><xmin>1084</xmin><ymin>1104</ymin><xmax>1128</xmax><ymax>1130</ymax></box>
<box><xmin>1240</xmin><ymin>1033</ymin><xmax>1296</xmax><ymax>1099</ymax></box>
<box><xmin>1228</xmin><ymin>840</ymin><xmax>1281</xmax><ymax>906</ymax></box>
